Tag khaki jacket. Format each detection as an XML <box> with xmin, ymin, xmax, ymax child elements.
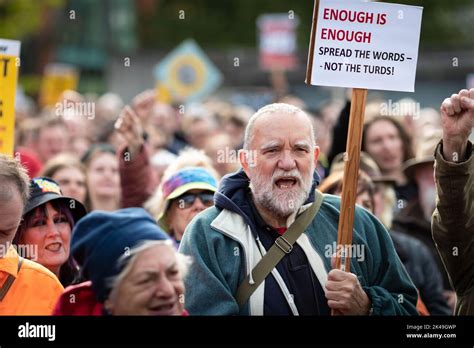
<box><xmin>432</xmin><ymin>140</ymin><xmax>474</xmax><ymax>315</ymax></box>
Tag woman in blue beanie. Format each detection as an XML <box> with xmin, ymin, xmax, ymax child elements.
<box><xmin>53</xmin><ymin>207</ymin><xmax>190</xmax><ymax>316</ymax></box>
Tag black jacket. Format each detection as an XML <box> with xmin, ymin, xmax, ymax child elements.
<box><xmin>390</xmin><ymin>229</ymin><xmax>451</xmax><ymax>315</ymax></box>
<box><xmin>393</xmin><ymin>199</ymin><xmax>452</xmax><ymax>291</ymax></box>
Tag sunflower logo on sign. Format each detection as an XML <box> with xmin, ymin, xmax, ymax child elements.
<box><xmin>167</xmin><ymin>55</ymin><xmax>206</xmax><ymax>97</ymax></box>
<box><xmin>154</xmin><ymin>39</ymin><xmax>222</xmax><ymax>103</ymax></box>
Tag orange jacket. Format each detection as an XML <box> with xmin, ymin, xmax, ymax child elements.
<box><xmin>0</xmin><ymin>246</ymin><xmax>64</xmax><ymax>315</ymax></box>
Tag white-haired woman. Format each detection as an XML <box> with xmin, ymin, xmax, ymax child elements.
<box><xmin>105</xmin><ymin>239</ymin><xmax>191</xmax><ymax>315</ymax></box>
<box><xmin>53</xmin><ymin>208</ymin><xmax>190</xmax><ymax>316</ymax></box>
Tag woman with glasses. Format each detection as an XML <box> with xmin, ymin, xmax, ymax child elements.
<box><xmin>146</xmin><ymin>167</ymin><xmax>218</xmax><ymax>246</ymax></box>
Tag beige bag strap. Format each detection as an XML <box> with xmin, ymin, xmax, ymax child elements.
<box><xmin>235</xmin><ymin>191</ymin><xmax>324</xmax><ymax>309</ymax></box>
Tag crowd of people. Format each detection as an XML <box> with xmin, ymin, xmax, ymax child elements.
<box><xmin>0</xmin><ymin>84</ymin><xmax>472</xmax><ymax>316</ymax></box>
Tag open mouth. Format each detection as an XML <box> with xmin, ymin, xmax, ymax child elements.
<box><xmin>149</xmin><ymin>302</ymin><xmax>177</xmax><ymax>315</ymax></box>
<box><xmin>45</xmin><ymin>242</ymin><xmax>62</xmax><ymax>252</ymax></box>
<box><xmin>274</xmin><ymin>177</ymin><xmax>298</xmax><ymax>189</ymax></box>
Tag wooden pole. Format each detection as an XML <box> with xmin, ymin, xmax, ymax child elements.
<box><xmin>334</xmin><ymin>88</ymin><xmax>367</xmax><ymax>271</ymax></box>
<box><xmin>334</xmin><ymin>89</ymin><xmax>368</xmax><ymax>269</ymax></box>
<box><xmin>305</xmin><ymin>0</ymin><xmax>320</xmax><ymax>85</ymax></box>
<box><xmin>270</xmin><ymin>69</ymin><xmax>288</xmax><ymax>102</ymax></box>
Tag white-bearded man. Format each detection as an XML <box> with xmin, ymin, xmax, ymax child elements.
<box><xmin>179</xmin><ymin>103</ymin><xmax>418</xmax><ymax>316</ymax></box>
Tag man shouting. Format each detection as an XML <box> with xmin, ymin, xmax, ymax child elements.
<box><xmin>179</xmin><ymin>103</ymin><xmax>418</xmax><ymax>315</ymax></box>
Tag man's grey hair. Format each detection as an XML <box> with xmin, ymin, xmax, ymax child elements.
<box><xmin>107</xmin><ymin>240</ymin><xmax>192</xmax><ymax>295</ymax></box>
<box><xmin>242</xmin><ymin>103</ymin><xmax>316</xmax><ymax>150</ymax></box>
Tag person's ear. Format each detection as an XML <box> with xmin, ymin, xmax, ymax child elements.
<box><xmin>313</xmin><ymin>146</ymin><xmax>320</xmax><ymax>165</ymax></box>
<box><xmin>239</xmin><ymin>149</ymin><xmax>250</xmax><ymax>177</ymax></box>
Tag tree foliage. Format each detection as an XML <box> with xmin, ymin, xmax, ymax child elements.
<box><xmin>138</xmin><ymin>0</ymin><xmax>474</xmax><ymax>50</ymax></box>
<box><xmin>0</xmin><ymin>0</ymin><xmax>64</xmax><ymax>39</ymax></box>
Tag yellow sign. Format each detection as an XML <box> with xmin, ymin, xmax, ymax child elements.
<box><xmin>39</xmin><ymin>63</ymin><xmax>79</xmax><ymax>107</ymax></box>
<box><xmin>155</xmin><ymin>82</ymin><xmax>172</xmax><ymax>104</ymax></box>
<box><xmin>0</xmin><ymin>39</ymin><xmax>21</xmax><ymax>156</ymax></box>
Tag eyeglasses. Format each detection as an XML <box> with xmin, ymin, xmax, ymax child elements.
<box><xmin>174</xmin><ymin>192</ymin><xmax>214</xmax><ymax>209</ymax></box>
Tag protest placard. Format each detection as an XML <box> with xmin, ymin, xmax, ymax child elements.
<box><xmin>0</xmin><ymin>39</ymin><xmax>21</xmax><ymax>156</ymax></box>
<box><xmin>257</xmin><ymin>14</ymin><xmax>299</xmax><ymax>71</ymax></box>
<box><xmin>156</xmin><ymin>83</ymin><xmax>172</xmax><ymax>103</ymax></box>
<box><xmin>306</xmin><ymin>0</ymin><xmax>423</xmax><ymax>92</ymax></box>
<box><xmin>154</xmin><ymin>39</ymin><xmax>222</xmax><ymax>103</ymax></box>
<box><xmin>305</xmin><ymin>0</ymin><xmax>423</xmax><ymax>281</ymax></box>
<box><xmin>39</xmin><ymin>63</ymin><xmax>79</xmax><ymax>107</ymax></box>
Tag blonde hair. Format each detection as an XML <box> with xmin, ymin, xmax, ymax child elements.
<box><xmin>40</xmin><ymin>153</ymin><xmax>86</xmax><ymax>179</ymax></box>
<box><xmin>378</xmin><ymin>184</ymin><xmax>397</xmax><ymax>229</ymax></box>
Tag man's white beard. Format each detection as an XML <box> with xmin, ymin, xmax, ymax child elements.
<box><xmin>249</xmin><ymin>167</ymin><xmax>314</xmax><ymax>219</ymax></box>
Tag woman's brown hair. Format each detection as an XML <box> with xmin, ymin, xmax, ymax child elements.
<box><xmin>362</xmin><ymin>116</ymin><xmax>414</xmax><ymax>163</ymax></box>
<box><xmin>41</xmin><ymin>153</ymin><xmax>87</xmax><ymax>180</ymax></box>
